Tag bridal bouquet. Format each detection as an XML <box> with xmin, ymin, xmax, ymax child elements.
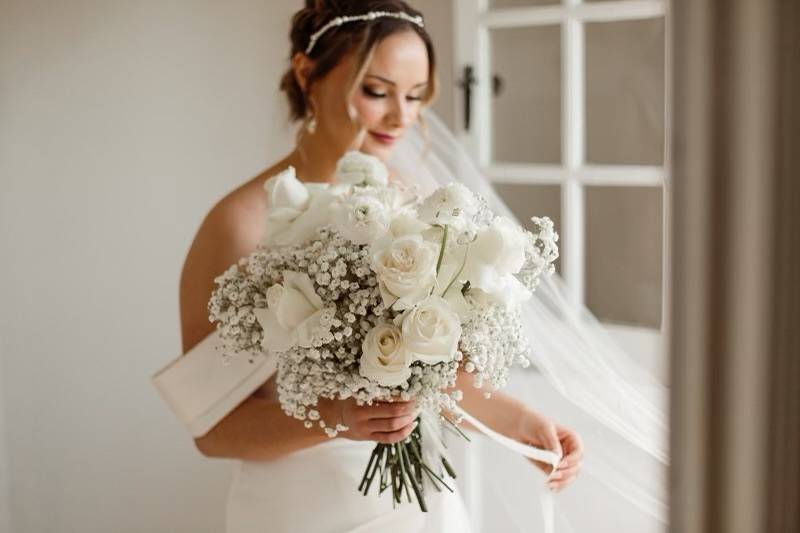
<box><xmin>208</xmin><ymin>151</ymin><xmax>558</xmax><ymax>511</ymax></box>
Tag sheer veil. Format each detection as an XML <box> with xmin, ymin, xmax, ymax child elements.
<box><xmin>388</xmin><ymin>110</ymin><xmax>669</xmax><ymax>532</ymax></box>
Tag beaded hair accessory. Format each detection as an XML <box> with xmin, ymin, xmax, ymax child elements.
<box><xmin>305</xmin><ymin>11</ymin><xmax>425</xmax><ymax>55</ymax></box>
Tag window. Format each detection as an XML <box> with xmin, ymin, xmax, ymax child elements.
<box><xmin>455</xmin><ymin>0</ymin><xmax>669</xmax><ymax>330</ymax></box>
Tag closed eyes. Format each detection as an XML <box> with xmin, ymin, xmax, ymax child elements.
<box><xmin>362</xmin><ymin>85</ymin><xmax>423</xmax><ymax>102</ymax></box>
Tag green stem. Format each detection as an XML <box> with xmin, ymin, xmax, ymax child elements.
<box><xmin>361</xmin><ymin>444</ymin><xmax>384</xmax><ymax>495</ymax></box>
<box><xmin>441</xmin><ymin>456</ymin><xmax>457</xmax><ymax>479</ymax></box>
<box><xmin>395</xmin><ymin>443</ymin><xmax>414</xmax><ymax>505</ymax></box>
<box><xmin>358</xmin><ymin>445</ymin><xmax>381</xmax><ymax>492</ymax></box>
<box><xmin>441</xmin><ymin>245</ymin><xmax>469</xmax><ymax>297</ymax></box>
<box><xmin>435</xmin><ymin>225</ymin><xmax>449</xmax><ymax>276</ymax></box>
<box><xmin>399</xmin><ymin>442</ymin><xmax>428</xmax><ymax>512</ymax></box>
<box><xmin>408</xmin><ymin>422</ymin><xmax>454</xmax><ymax>493</ymax></box>
<box><xmin>442</xmin><ymin>414</ymin><xmax>471</xmax><ymax>442</ymax></box>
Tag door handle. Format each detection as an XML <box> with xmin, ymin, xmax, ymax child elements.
<box><xmin>457</xmin><ymin>65</ymin><xmax>477</xmax><ymax>131</ymax></box>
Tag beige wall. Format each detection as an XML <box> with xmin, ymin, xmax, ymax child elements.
<box><xmin>0</xmin><ymin>1</ymin><xmax>301</xmax><ymax>531</ymax></box>
<box><xmin>412</xmin><ymin>0</ymin><xmax>457</xmax><ymax>131</ymax></box>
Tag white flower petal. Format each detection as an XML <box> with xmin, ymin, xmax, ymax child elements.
<box><xmin>254</xmin><ymin>307</ymin><xmax>295</xmax><ymax>353</ymax></box>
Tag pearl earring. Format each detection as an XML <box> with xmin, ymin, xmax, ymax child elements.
<box><xmin>305</xmin><ymin>110</ymin><xmax>317</xmax><ymax>134</ymax></box>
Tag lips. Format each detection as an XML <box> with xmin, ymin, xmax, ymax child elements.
<box><xmin>369</xmin><ymin>131</ymin><xmax>397</xmax><ymax>145</ymax></box>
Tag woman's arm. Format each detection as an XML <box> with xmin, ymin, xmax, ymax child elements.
<box><xmin>447</xmin><ymin>367</ymin><xmax>584</xmax><ymax>491</ymax></box>
<box><xmin>446</xmin><ymin>367</ymin><xmax>528</xmax><ymax>440</ymax></box>
<box><xmin>179</xmin><ymin>187</ymin><xmax>328</xmax><ymax>460</ymax></box>
<box><xmin>193</xmin><ymin>389</ymin><xmax>330</xmax><ymax>460</ymax></box>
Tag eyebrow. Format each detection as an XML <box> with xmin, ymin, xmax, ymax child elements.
<box><xmin>364</xmin><ymin>74</ymin><xmax>429</xmax><ymax>89</ymax></box>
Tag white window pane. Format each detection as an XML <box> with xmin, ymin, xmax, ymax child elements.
<box><xmin>490</xmin><ymin>26</ymin><xmax>561</xmax><ymax>164</ymax></box>
<box><xmin>585</xmin><ymin>186</ymin><xmax>662</xmax><ymax>327</ymax></box>
<box><xmin>493</xmin><ymin>183</ymin><xmax>563</xmax><ymax>273</ymax></box>
<box><xmin>585</xmin><ymin>18</ymin><xmax>665</xmax><ymax>165</ymax></box>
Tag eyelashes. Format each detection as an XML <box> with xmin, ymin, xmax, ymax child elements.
<box><xmin>361</xmin><ymin>85</ymin><xmax>423</xmax><ymax>102</ymax></box>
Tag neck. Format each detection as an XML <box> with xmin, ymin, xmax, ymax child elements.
<box><xmin>285</xmin><ymin>128</ymin><xmax>341</xmax><ymax>184</ymax></box>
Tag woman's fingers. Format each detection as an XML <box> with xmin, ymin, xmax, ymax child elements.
<box><xmin>528</xmin><ymin>458</ymin><xmax>553</xmax><ymax>475</ymax></box>
<box><xmin>364</xmin><ymin>400</ymin><xmax>417</xmax><ymax>419</ymax></box>
<box><xmin>371</xmin><ymin>421</ymin><xmax>416</xmax><ymax>444</ymax></box>
<box><xmin>549</xmin><ymin>474</ymin><xmax>578</xmax><ymax>492</ymax></box>
<box><xmin>368</xmin><ymin>414</ymin><xmax>417</xmax><ymax>433</ymax></box>
<box><xmin>550</xmin><ymin>464</ymin><xmax>580</xmax><ymax>481</ymax></box>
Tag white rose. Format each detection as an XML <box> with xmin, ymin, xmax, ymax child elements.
<box><xmin>335</xmin><ymin>150</ymin><xmax>389</xmax><ymax>187</ymax></box>
<box><xmin>394</xmin><ymin>296</ymin><xmax>461</xmax><ymax>365</ymax></box>
<box><xmin>359</xmin><ymin>323</ymin><xmax>412</xmax><ymax>386</ymax></box>
<box><xmin>261</xmin><ymin>166</ymin><xmax>345</xmax><ymax>248</ymax></box>
<box><xmin>254</xmin><ymin>271</ymin><xmax>333</xmax><ymax>353</ymax></box>
<box><xmin>460</xmin><ymin>216</ymin><xmax>531</xmax><ymax>305</ymax></box>
<box><xmin>333</xmin><ymin>193</ymin><xmax>391</xmax><ymax>245</ymax></box>
<box><xmin>418</xmin><ymin>183</ymin><xmax>479</xmax><ymax>231</ymax></box>
<box><xmin>371</xmin><ymin>234</ymin><xmax>439</xmax><ymax>310</ymax></box>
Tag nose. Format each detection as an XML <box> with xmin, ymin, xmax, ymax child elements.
<box><xmin>387</xmin><ymin>95</ymin><xmax>413</xmax><ymax>129</ymax></box>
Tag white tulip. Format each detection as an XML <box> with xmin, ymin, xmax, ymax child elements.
<box><xmin>261</xmin><ymin>166</ymin><xmax>346</xmax><ymax>248</ymax></box>
<box><xmin>461</xmin><ymin>216</ymin><xmax>531</xmax><ymax>305</ymax></box>
<box><xmin>254</xmin><ymin>271</ymin><xmax>333</xmax><ymax>353</ymax></box>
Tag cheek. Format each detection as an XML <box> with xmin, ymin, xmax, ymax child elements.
<box><xmin>352</xmin><ymin>94</ymin><xmax>386</xmax><ymax>128</ymax></box>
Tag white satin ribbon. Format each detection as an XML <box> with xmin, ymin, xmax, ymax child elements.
<box><xmin>454</xmin><ymin>405</ymin><xmax>561</xmax><ymax>533</ymax></box>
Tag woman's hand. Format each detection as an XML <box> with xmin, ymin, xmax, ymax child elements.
<box><xmin>517</xmin><ymin>408</ymin><xmax>584</xmax><ymax>492</ymax></box>
<box><xmin>318</xmin><ymin>397</ymin><xmax>419</xmax><ymax>444</ymax></box>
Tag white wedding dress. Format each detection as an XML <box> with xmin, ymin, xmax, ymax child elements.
<box><xmin>226</xmin><ymin>436</ymin><xmax>473</xmax><ymax>533</ymax></box>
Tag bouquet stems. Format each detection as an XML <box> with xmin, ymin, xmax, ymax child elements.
<box><xmin>358</xmin><ymin>416</ymin><xmax>460</xmax><ymax>512</ymax></box>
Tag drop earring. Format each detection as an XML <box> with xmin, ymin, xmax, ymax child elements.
<box><xmin>305</xmin><ymin>109</ymin><xmax>317</xmax><ymax>134</ymax></box>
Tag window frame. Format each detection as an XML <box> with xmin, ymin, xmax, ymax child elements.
<box><xmin>453</xmin><ymin>0</ymin><xmax>671</xmax><ymax>333</ymax></box>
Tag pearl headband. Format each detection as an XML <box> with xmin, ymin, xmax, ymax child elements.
<box><xmin>305</xmin><ymin>11</ymin><xmax>425</xmax><ymax>55</ymax></box>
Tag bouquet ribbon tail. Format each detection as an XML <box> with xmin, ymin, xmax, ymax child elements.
<box><xmin>454</xmin><ymin>405</ymin><xmax>561</xmax><ymax>533</ymax></box>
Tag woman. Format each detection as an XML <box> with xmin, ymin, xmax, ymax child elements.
<box><xmin>179</xmin><ymin>1</ymin><xmax>583</xmax><ymax>531</ymax></box>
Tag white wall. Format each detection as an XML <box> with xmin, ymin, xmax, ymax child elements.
<box><xmin>0</xmin><ymin>1</ymin><xmax>300</xmax><ymax>531</ymax></box>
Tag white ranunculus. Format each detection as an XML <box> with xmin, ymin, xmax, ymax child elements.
<box><xmin>371</xmin><ymin>234</ymin><xmax>440</xmax><ymax>310</ymax></box>
<box><xmin>333</xmin><ymin>193</ymin><xmax>391</xmax><ymax>245</ymax></box>
<box><xmin>335</xmin><ymin>150</ymin><xmax>389</xmax><ymax>187</ymax></box>
<box><xmin>460</xmin><ymin>216</ymin><xmax>531</xmax><ymax>305</ymax></box>
<box><xmin>359</xmin><ymin>323</ymin><xmax>412</xmax><ymax>386</ymax></box>
<box><xmin>261</xmin><ymin>166</ymin><xmax>345</xmax><ymax>248</ymax></box>
<box><xmin>254</xmin><ymin>271</ymin><xmax>333</xmax><ymax>353</ymax></box>
<box><xmin>394</xmin><ymin>296</ymin><xmax>461</xmax><ymax>365</ymax></box>
<box><xmin>387</xmin><ymin>211</ymin><xmax>431</xmax><ymax>239</ymax></box>
<box><xmin>418</xmin><ymin>183</ymin><xmax>479</xmax><ymax>231</ymax></box>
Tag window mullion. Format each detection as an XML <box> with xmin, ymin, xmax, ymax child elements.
<box><xmin>562</xmin><ymin>2</ymin><xmax>586</xmax><ymax>310</ymax></box>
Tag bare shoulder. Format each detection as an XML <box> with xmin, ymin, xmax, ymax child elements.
<box><xmin>178</xmin><ymin>161</ymin><xmax>288</xmax><ymax>353</ymax></box>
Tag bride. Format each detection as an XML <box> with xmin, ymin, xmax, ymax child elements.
<box><xmin>179</xmin><ymin>1</ymin><xmax>585</xmax><ymax>531</ymax></box>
